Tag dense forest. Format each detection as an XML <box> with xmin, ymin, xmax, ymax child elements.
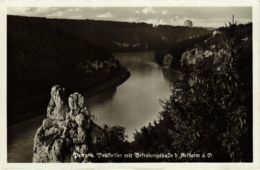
<box><xmin>8</xmin><ymin>15</ymin><xmax>210</xmax><ymax>52</ymax></box>
<box><xmin>8</xmin><ymin>15</ymin><xmax>129</xmax><ymax>124</ymax></box>
<box><xmin>133</xmin><ymin>23</ymin><xmax>252</xmax><ymax>162</ymax></box>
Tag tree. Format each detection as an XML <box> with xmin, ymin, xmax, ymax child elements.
<box><xmin>134</xmin><ymin>23</ymin><xmax>252</xmax><ymax>162</ymax></box>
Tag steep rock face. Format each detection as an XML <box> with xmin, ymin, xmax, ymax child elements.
<box><xmin>180</xmin><ymin>24</ymin><xmax>251</xmax><ymax>71</ymax></box>
<box><xmin>33</xmin><ymin>85</ymin><xmax>93</xmax><ymax>162</ymax></box>
<box><xmin>179</xmin><ymin>34</ymin><xmax>233</xmax><ymax>89</ymax></box>
<box><xmin>180</xmin><ymin>46</ymin><xmax>230</xmax><ymax>69</ymax></box>
<box><xmin>162</xmin><ymin>53</ymin><xmax>174</xmax><ymax>68</ymax></box>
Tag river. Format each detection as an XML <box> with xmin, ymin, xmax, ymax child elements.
<box><xmin>88</xmin><ymin>51</ymin><xmax>182</xmax><ymax>141</ymax></box>
<box><xmin>7</xmin><ymin>51</ymin><xmax>182</xmax><ymax>162</ymax></box>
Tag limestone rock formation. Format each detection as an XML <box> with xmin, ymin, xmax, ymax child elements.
<box><xmin>162</xmin><ymin>53</ymin><xmax>174</xmax><ymax>68</ymax></box>
<box><xmin>33</xmin><ymin>85</ymin><xmax>92</xmax><ymax>162</ymax></box>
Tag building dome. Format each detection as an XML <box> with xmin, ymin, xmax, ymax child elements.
<box><xmin>184</xmin><ymin>20</ymin><xmax>193</xmax><ymax>27</ymax></box>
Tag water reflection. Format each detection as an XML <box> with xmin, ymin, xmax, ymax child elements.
<box><xmin>87</xmin><ymin>88</ymin><xmax>117</xmax><ymax>106</ymax></box>
<box><xmin>88</xmin><ymin>51</ymin><xmax>181</xmax><ymax>141</ymax></box>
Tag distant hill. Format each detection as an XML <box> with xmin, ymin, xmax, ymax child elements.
<box><xmin>8</xmin><ymin>15</ymin><xmax>211</xmax><ymax>52</ymax></box>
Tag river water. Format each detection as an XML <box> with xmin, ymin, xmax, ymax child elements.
<box><xmin>88</xmin><ymin>51</ymin><xmax>182</xmax><ymax>141</ymax></box>
<box><xmin>8</xmin><ymin>51</ymin><xmax>182</xmax><ymax>162</ymax></box>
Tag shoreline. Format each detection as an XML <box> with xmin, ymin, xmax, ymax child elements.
<box><xmin>8</xmin><ymin>69</ymin><xmax>130</xmax><ymax>126</ymax></box>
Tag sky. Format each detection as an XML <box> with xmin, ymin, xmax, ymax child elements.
<box><xmin>8</xmin><ymin>7</ymin><xmax>252</xmax><ymax>27</ymax></box>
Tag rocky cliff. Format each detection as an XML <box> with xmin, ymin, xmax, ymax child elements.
<box><xmin>33</xmin><ymin>85</ymin><xmax>105</xmax><ymax>162</ymax></box>
<box><xmin>33</xmin><ymin>85</ymin><xmax>87</xmax><ymax>162</ymax></box>
<box><xmin>33</xmin><ymin>84</ymin><xmax>130</xmax><ymax>162</ymax></box>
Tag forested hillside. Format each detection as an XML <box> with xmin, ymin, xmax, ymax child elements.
<box><xmin>8</xmin><ymin>15</ymin><xmax>128</xmax><ymax>124</ymax></box>
<box><xmin>133</xmin><ymin>23</ymin><xmax>252</xmax><ymax>162</ymax></box>
<box><xmin>8</xmin><ymin>15</ymin><xmax>210</xmax><ymax>52</ymax></box>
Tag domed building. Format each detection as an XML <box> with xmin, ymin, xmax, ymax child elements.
<box><xmin>184</xmin><ymin>20</ymin><xmax>193</xmax><ymax>27</ymax></box>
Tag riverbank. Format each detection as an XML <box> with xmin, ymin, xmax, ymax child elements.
<box><xmin>8</xmin><ymin>69</ymin><xmax>130</xmax><ymax>125</ymax></box>
<box><xmin>8</xmin><ymin>51</ymin><xmax>171</xmax><ymax>162</ymax></box>
<box><xmin>8</xmin><ymin>68</ymin><xmax>130</xmax><ymax>163</ymax></box>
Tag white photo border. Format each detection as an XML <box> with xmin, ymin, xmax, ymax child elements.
<box><xmin>0</xmin><ymin>0</ymin><xmax>259</xmax><ymax>169</ymax></box>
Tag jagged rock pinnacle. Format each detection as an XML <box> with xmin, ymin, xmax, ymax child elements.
<box><xmin>33</xmin><ymin>85</ymin><xmax>91</xmax><ymax>162</ymax></box>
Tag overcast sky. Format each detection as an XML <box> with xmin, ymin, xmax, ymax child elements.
<box><xmin>8</xmin><ymin>7</ymin><xmax>252</xmax><ymax>27</ymax></box>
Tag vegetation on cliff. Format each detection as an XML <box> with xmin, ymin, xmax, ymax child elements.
<box><xmin>133</xmin><ymin>23</ymin><xmax>252</xmax><ymax>162</ymax></box>
<box><xmin>154</xmin><ymin>33</ymin><xmax>211</xmax><ymax>67</ymax></box>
